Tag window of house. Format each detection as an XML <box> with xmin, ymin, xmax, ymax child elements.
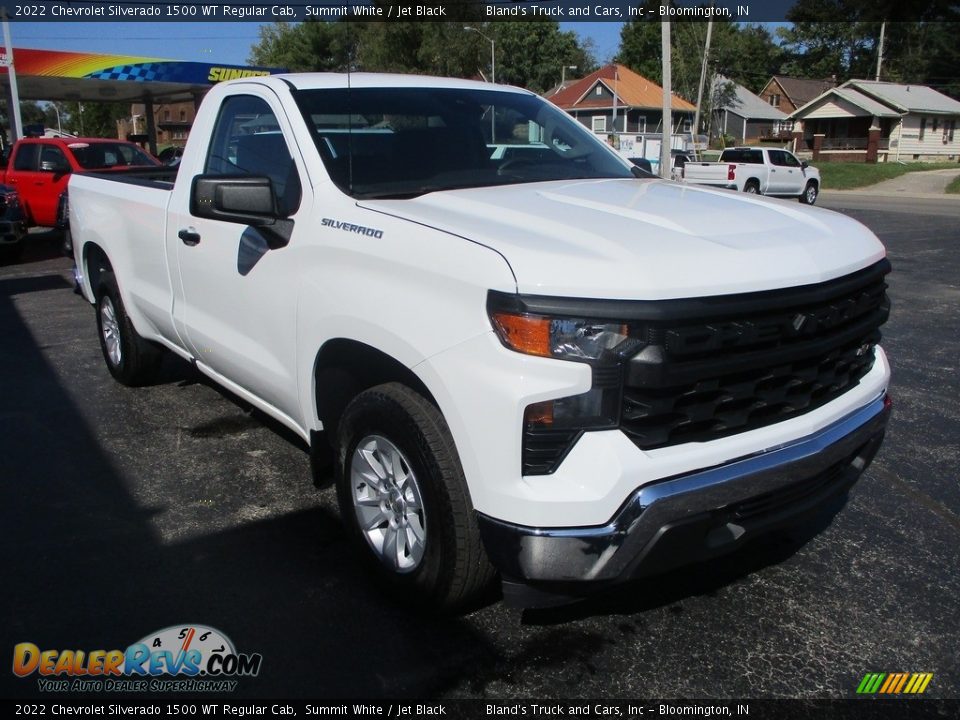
<box><xmin>595</xmin><ymin>85</ymin><xmax>603</xmax><ymax>96</ymax></box>
<box><xmin>769</xmin><ymin>94</ymin><xmax>781</xmax><ymax>107</ymax></box>
<box><xmin>682</xmin><ymin>118</ymin><xmax>692</xmax><ymax>133</ymax></box>
<box><xmin>919</xmin><ymin>117</ymin><xmax>926</xmax><ymax>140</ymax></box>
<box><xmin>164</xmin><ymin>110</ymin><xmax>171</xmax><ymax>121</ymax></box>
<box><xmin>949</xmin><ymin>119</ymin><xmax>956</xmax><ymax>142</ymax></box>
<box><xmin>592</xmin><ymin>116</ymin><xmax>607</xmax><ymax>133</ymax></box>
<box><xmin>932</xmin><ymin>117</ymin><xmax>939</xmax><ymax>133</ymax></box>
<box><xmin>180</xmin><ymin>110</ymin><xmax>186</xmax><ymax>121</ymax></box>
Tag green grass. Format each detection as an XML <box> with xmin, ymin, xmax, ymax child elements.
<box><xmin>946</xmin><ymin>175</ymin><xmax>960</xmax><ymax>194</ymax></box>
<box><xmin>817</xmin><ymin>162</ymin><xmax>960</xmax><ymax>190</ymax></box>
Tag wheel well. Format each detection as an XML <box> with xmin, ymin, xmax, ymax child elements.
<box><xmin>313</xmin><ymin>339</ymin><xmax>436</xmax><ymax>444</ymax></box>
<box><xmin>746</xmin><ymin>177</ymin><xmax>760</xmax><ymax>188</ymax></box>
<box><xmin>83</xmin><ymin>243</ymin><xmax>113</xmax><ymax>297</ymax></box>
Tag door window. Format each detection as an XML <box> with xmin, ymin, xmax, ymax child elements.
<box><xmin>13</xmin><ymin>144</ymin><xmax>40</xmax><ymax>171</ymax></box>
<box><xmin>40</xmin><ymin>146</ymin><xmax>70</xmax><ymax>173</ymax></box>
<box><xmin>204</xmin><ymin>94</ymin><xmax>301</xmax><ymax>216</ymax></box>
<box><xmin>768</xmin><ymin>150</ymin><xmax>789</xmax><ymax>166</ymax></box>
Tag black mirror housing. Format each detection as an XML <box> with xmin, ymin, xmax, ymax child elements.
<box><xmin>41</xmin><ymin>160</ymin><xmax>70</xmax><ymax>174</ymax></box>
<box><xmin>191</xmin><ymin>175</ymin><xmax>279</xmax><ymax>225</ymax></box>
<box><xmin>190</xmin><ymin>175</ymin><xmax>294</xmax><ymax>249</ymax></box>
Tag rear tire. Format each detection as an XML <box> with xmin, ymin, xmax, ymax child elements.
<box><xmin>743</xmin><ymin>180</ymin><xmax>760</xmax><ymax>194</ymax></box>
<box><xmin>95</xmin><ymin>272</ymin><xmax>162</xmax><ymax>386</ymax></box>
<box><xmin>336</xmin><ymin>382</ymin><xmax>496</xmax><ymax>611</ymax></box>
<box><xmin>800</xmin><ymin>181</ymin><xmax>819</xmax><ymax>205</ymax></box>
<box><xmin>61</xmin><ymin>228</ymin><xmax>73</xmax><ymax>257</ymax></box>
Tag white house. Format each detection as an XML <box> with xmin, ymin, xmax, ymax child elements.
<box><xmin>789</xmin><ymin>79</ymin><xmax>960</xmax><ymax>162</ymax></box>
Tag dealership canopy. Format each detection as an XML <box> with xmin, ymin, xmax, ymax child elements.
<box><xmin>0</xmin><ymin>46</ymin><xmax>284</xmax><ymax>103</ymax></box>
<box><xmin>0</xmin><ymin>46</ymin><xmax>286</xmax><ymax>148</ymax></box>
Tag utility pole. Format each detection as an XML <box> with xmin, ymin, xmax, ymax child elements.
<box><xmin>464</xmin><ymin>26</ymin><xmax>495</xmax><ymax>84</ymax></box>
<box><xmin>875</xmin><ymin>21</ymin><xmax>886</xmax><ymax>81</ymax></box>
<box><xmin>2</xmin><ymin>9</ymin><xmax>23</xmax><ymax>142</ymax></box>
<box><xmin>693</xmin><ymin>17</ymin><xmax>714</xmax><ymax>160</ymax></box>
<box><xmin>660</xmin><ymin>9</ymin><xmax>672</xmax><ymax>179</ymax></box>
<box><xmin>612</xmin><ymin>65</ymin><xmax>619</xmax><ymax>138</ymax></box>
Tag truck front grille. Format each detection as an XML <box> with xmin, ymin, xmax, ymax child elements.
<box><xmin>620</xmin><ymin>260</ymin><xmax>890</xmax><ymax>450</ymax></box>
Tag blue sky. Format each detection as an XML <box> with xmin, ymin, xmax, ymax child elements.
<box><xmin>8</xmin><ymin>21</ymin><xmax>778</xmax><ymax>69</ymax></box>
<box><xmin>8</xmin><ymin>21</ymin><xmax>626</xmax><ymax>67</ymax></box>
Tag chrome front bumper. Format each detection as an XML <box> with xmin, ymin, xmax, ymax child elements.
<box><xmin>478</xmin><ymin>394</ymin><xmax>891</xmax><ymax>604</ymax></box>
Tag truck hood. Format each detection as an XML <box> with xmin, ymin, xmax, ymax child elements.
<box><xmin>358</xmin><ymin>178</ymin><xmax>885</xmax><ymax>300</ymax></box>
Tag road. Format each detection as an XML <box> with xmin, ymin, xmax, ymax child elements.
<box><xmin>1</xmin><ymin>196</ymin><xmax>958</xmax><ymax>701</ymax></box>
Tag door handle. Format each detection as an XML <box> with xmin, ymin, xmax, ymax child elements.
<box><xmin>178</xmin><ymin>228</ymin><xmax>201</xmax><ymax>246</ymax></box>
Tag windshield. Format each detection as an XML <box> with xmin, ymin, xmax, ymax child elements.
<box><xmin>69</xmin><ymin>142</ymin><xmax>159</xmax><ymax>170</ymax></box>
<box><xmin>293</xmin><ymin>87</ymin><xmax>633</xmax><ymax>198</ymax></box>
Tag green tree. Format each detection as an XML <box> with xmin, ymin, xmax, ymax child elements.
<box><xmin>58</xmin><ymin>102</ymin><xmax>127</xmax><ymax>138</ymax></box>
<box><xmin>248</xmin><ymin>20</ymin><xmax>360</xmax><ymax>71</ymax></box>
<box><xmin>490</xmin><ymin>22</ymin><xmax>595</xmax><ymax>93</ymax></box>
<box><xmin>778</xmin><ymin>1</ymin><xmax>960</xmax><ymax>96</ymax></box>
<box><xmin>617</xmin><ymin>15</ymin><xmax>780</xmax><ymax>100</ymax></box>
<box><xmin>248</xmin><ymin>19</ymin><xmax>595</xmax><ymax>91</ymax></box>
<box><xmin>19</xmin><ymin>101</ymin><xmax>48</xmax><ymax>128</ymax></box>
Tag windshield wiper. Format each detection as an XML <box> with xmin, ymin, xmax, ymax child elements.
<box><xmin>358</xmin><ymin>182</ymin><xmax>486</xmax><ymax>200</ymax></box>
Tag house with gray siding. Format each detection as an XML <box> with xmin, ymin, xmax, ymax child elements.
<box><xmin>712</xmin><ymin>75</ymin><xmax>788</xmax><ymax>143</ymax></box>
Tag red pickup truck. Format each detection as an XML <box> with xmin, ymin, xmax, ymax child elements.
<box><xmin>1</xmin><ymin>137</ymin><xmax>160</xmax><ymax>227</ymax></box>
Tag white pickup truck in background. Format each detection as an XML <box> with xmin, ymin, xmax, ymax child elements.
<box><xmin>682</xmin><ymin>147</ymin><xmax>821</xmax><ymax>204</ymax></box>
<box><xmin>68</xmin><ymin>74</ymin><xmax>890</xmax><ymax>610</ymax></box>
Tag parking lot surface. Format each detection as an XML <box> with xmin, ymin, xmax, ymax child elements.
<box><xmin>2</xmin><ymin>197</ymin><xmax>958</xmax><ymax>700</ymax></box>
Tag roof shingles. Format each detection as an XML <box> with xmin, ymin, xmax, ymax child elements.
<box><xmin>549</xmin><ymin>64</ymin><xmax>695</xmax><ymax>112</ymax></box>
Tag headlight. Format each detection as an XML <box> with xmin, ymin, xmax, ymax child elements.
<box><xmin>487</xmin><ymin>296</ymin><xmax>637</xmax><ymax>474</ymax></box>
<box><xmin>489</xmin><ymin>312</ymin><xmax>630</xmax><ymax>364</ymax></box>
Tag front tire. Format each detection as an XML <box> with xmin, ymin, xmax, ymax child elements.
<box><xmin>800</xmin><ymin>181</ymin><xmax>819</xmax><ymax>205</ymax></box>
<box><xmin>336</xmin><ymin>382</ymin><xmax>495</xmax><ymax>610</ymax></box>
<box><xmin>95</xmin><ymin>272</ymin><xmax>161</xmax><ymax>386</ymax></box>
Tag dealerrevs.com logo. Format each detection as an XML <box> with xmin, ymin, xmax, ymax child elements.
<box><xmin>13</xmin><ymin>625</ymin><xmax>262</xmax><ymax>693</ymax></box>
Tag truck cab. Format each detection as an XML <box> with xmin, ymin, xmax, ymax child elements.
<box><xmin>4</xmin><ymin>137</ymin><xmax>160</xmax><ymax>227</ymax></box>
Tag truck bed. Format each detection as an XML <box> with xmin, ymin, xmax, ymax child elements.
<box><xmin>82</xmin><ymin>165</ymin><xmax>178</xmax><ymax>190</ymax></box>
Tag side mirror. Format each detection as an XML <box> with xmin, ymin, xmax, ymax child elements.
<box><xmin>40</xmin><ymin>160</ymin><xmax>70</xmax><ymax>174</ymax></box>
<box><xmin>191</xmin><ymin>175</ymin><xmax>293</xmax><ymax>249</ymax></box>
<box><xmin>801</xmin><ymin>161</ymin><xmax>809</xmax><ymax>169</ymax></box>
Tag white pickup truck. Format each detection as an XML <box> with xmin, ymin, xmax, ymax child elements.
<box><xmin>69</xmin><ymin>74</ymin><xmax>891</xmax><ymax>609</ymax></box>
<box><xmin>683</xmin><ymin>147</ymin><xmax>821</xmax><ymax>204</ymax></box>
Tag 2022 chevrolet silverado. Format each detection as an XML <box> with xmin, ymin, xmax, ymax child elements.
<box><xmin>69</xmin><ymin>74</ymin><xmax>891</xmax><ymax>609</ymax></box>
<box><xmin>682</xmin><ymin>147</ymin><xmax>821</xmax><ymax>204</ymax></box>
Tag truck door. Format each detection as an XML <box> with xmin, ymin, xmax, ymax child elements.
<box><xmin>767</xmin><ymin>150</ymin><xmax>803</xmax><ymax>195</ymax></box>
<box><xmin>168</xmin><ymin>91</ymin><xmax>310</xmax><ymax>425</ymax></box>
<box><xmin>7</xmin><ymin>142</ymin><xmax>41</xmax><ymax>224</ymax></box>
<box><xmin>33</xmin><ymin>145</ymin><xmax>71</xmax><ymax>226</ymax></box>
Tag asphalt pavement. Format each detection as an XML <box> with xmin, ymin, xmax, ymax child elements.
<box><xmin>1</xmin><ymin>196</ymin><xmax>958</xmax><ymax>701</ymax></box>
